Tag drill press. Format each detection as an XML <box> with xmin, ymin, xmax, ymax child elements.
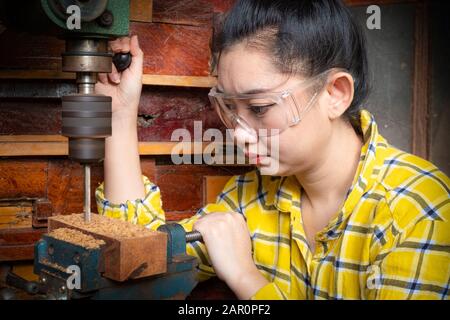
<box><xmin>0</xmin><ymin>1</ymin><xmax>205</xmax><ymax>300</ymax></box>
<box><xmin>0</xmin><ymin>0</ymin><xmax>132</xmax><ymax>222</ymax></box>
<box><xmin>61</xmin><ymin>37</ymin><xmax>114</xmax><ymax>223</ymax></box>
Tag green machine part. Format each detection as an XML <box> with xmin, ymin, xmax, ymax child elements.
<box><xmin>0</xmin><ymin>0</ymin><xmax>130</xmax><ymax>38</ymax></box>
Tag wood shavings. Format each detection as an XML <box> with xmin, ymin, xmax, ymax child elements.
<box><xmin>51</xmin><ymin>213</ymin><xmax>154</xmax><ymax>239</ymax></box>
<box><xmin>48</xmin><ymin>227</ymin><xmax>105</xmax><ymax>249</ymax></box>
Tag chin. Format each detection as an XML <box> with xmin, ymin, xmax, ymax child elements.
<box><xmin>257</xmin><ymin>160</ymin><xmax>288</xmax><ymax>176</ymax></box>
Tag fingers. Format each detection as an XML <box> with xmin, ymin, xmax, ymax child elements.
<box><xmin>98</xmin><ymin>72</ymin><xmax>108</xmax><ymax>85</ymax></box>
<box><xmin>129</xmin><ymin>35</ymin><xmax>144</xmax><ymax>74</ymax></box>
<box><xmin>193</xmin><ymin>212</ymin><xmax>245</xmax><ymax>232</ymax></box>
<box><xmin>129</xmin><ymin>35</ymin><xmax>142</xmax><ymax>57</ymax></box>
<box><xmin>108</xmin><ymin>35</ymin><xmax>143</xmax><ymax>77</ymax></box>
<box><xmin>108</xmin><ymin>63</ymin><xmax>120</xmax><ymax>84</ymax></box>
<box><xmin>109</xmin><ymin>37</ymin><xmax>130</xmax><ymax>53</ymax></box>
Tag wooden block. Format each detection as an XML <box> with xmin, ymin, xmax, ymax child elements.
<box><xmin>137</xmin><ymin>86</ymin><xmax>222</xmax><ymax>141</ymax></box>
<box><xmin>130</xmin><ymin>22</ymin><xmax>212</xmax><ymax>76</ymax></box>
<box><xmin>130</xmin><ymin>0</ymin><xmax>153</xmax><ymax>23</ymax></box>
<box><xmin>156</xmin><ymin>165</ymin><xmax>246</xmax><ymax>212</ymax></box>
<box><xmin>153</xmin><ymin>0</ymin><xmax>213</xmax><ymax>27</ymax></box>
<box><xmin>0</xmin><ymin>99</ymin><xmax>61</xmax><ymax>135</ymax></box>
<box><xmin>203</xmin><ymin>176</ymin><xmax>232</xmax><ymax>205</ymax></box>
<box><xmin>0</xmin><ymin>227</ymin><xmax>46</xmax><ymax>261</ymax></box>
<box><xmin>33</xmin><ymin>199</ymin><xmax>53</xmax><ymax>228</ymax></box>
<box><xmin>47</xmin><ymin>214</ymin><xmax>167</xmax><ymax>282</ymax></box>
<box><xmin>0</xmin><ymin>160</ymin><xmax>47</xmax><ymax>199</ymax></box>
<box><xmin>0</xmin><ymin>30</ymin><xmax>64</xmax><ymax>71</ymax></box>
<box><xmin>0</xmin><ymin>203</ymin><xmax>32</xmax><ymax>230</ymax></box>
<box><xmin>12</xmin><ymin>262</ymin><xmax>39</xmax><ymax>282</ymax></box>
<box><xmin>0</xmin><ymin>71</ymin><xmax>216</xmax><ymax>87</ymax></box>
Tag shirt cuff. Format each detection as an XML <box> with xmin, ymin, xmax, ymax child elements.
<box><xmin>95</xmin><ymin>175</ymin><xmax>165</xmax><ymax>229</ymax></box>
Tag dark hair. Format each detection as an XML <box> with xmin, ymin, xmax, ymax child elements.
<box><xmin>213</xmin><ymin>0</ymin><xmax>369</xmax><ymax>134</ymax></box>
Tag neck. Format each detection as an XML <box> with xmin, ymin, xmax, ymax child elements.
<box><xmin>295</xmin><ymin>120</ymin><xmax>363</xmax><ymax>221</ymax></box>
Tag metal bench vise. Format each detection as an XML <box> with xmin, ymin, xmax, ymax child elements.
<box><xmin>30</xmin><ymin>224</ymin><xmax>202</xmax><ymax>299</ymax></box>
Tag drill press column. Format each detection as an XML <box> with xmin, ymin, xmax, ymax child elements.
<box><xmin>61</xmin><ymin>38</ymin><xmax>113</xmax><ymax>222</ymax></box>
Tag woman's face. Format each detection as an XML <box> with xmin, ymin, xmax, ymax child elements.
<box><xmin>217</xmin><ymin>43</ymin><xmax>334</xmax><ymax>176</ymax></box>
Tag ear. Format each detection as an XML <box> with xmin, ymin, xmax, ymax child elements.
<box><xmin>323</xmin><ymin>71</ymin><xmax>355</xmax><ymax>120</ymax></box>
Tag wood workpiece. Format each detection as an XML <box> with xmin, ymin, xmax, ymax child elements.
<box><xmin>48</xmin><ymin>214</ymin><xmax>167</xmax><ymax>282</ymax></box>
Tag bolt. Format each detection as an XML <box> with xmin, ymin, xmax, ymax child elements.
<box><xmin>60</xmin><ymin>286</ymin><xmax>66</xmax><ymax>294</ymax></box>
<box><xmin>41</xmin><ymin>276</ymin><xmax>47</xmax><ymax>283</ymax></box>
<box><xmin>97</xmin><ymin>10</ymin><xmax>113</xmax><ymax>27</ymax></box>
<box><xmin>48</xmin><ymin>245</ymin><xmax>54</xmax><ymax>256</ymax></box>
<box><xmin>73</xmin><ymin>253</ymin><xmax>81</xmax><ymax>264</ymax></box>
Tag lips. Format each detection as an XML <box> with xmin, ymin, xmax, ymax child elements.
<box><xmin>244</xmin><ymin>150</ymin><xmax>270</xmax><ymax>165</ymax></box>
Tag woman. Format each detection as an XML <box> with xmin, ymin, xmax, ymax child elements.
<box><xmin>95</xmin><ymin>0</ymin><xmax>449</xmax><ymax>299</ymax></box>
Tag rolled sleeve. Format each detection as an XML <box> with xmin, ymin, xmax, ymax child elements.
<box><xmin>95</xmin><ymin>175</ymin><xmax>165</xmax><ymax>230</ymax></box>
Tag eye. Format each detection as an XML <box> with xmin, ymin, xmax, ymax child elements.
<box><xmin>222</xmin><ymin>99</ymin><xmax>236</xmax><ymax>111</ymax></box>
<box><xmin>248</xmin><ymin>104</ymin><xmax>275</xmax><ymax>116</ymax></box>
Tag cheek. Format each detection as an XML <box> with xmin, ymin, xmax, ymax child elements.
<box><xmin>277</xmin><ymin>111</ymin><xmax>332</xmax><ymax>164</ymax></box>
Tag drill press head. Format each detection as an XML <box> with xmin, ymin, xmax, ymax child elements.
<box><xmin>0</xmin><ymin>0</ymin><xmax>131</xmax><ymax>161</ymax></box>
<box><xmin>61</xmin><ymin>38</ymin><xmax>112</xmax><ymax>164</ymax></box>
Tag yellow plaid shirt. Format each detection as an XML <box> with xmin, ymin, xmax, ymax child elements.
<box><xmin>96</xmin><ymin>110</ymin><xmax>450</xmax><ymax>300</ymax></box>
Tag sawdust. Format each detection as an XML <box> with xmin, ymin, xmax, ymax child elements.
<box><xmin>50</xmin><ymin>213</ymin><xmax>154</xmax><ymax>239</ymax></box>
<box><xmin>48</xmin><ymin>227</ymin><xmax>106</xmax><ymax>249</ymax></box>
<box><xmin>40</xmin><ymin>258</ymin><xmax>71</xmax><ymax>272</ymax></box>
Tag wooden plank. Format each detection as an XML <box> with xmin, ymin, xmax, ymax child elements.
<box><xmin>0</xmin><ymin>160</ymin><xmax>47</xmax><ymax>199</ymax></box>
<box><xmin>137</xmin><ymin>86</ymin><xmax>222</xmax><ymax>141</ymax></box>
<box><xmin>131</xmin><ymin>22</ymin><xmax>212</xmax><ymax>76</ymax></box>
<box><xmin>429</xmin><ymin>1</ymin><xmax>450</xmax><ymax>175</ymax></box>
<box><xmin>0</xmin><ymin>244</ymin><xmax>35</xmax><ymax>261</ymax></box>
<box><xmin>0</xmin><ymin>20</ymin><xmax>214</xmax><ymax>80</ymax></box>
<box><xmin>153</xmin><ymin>0</ymin><xmax>213</xmax><ymax>27</ymax></box>
<box><xmin>0</xmin><ymin>100</ymin><xmax>61</xmax><ymax>135</ymax></box>
<box><xmin>0</xmin><ymin>228</ymin><xmax>46</xmax><ymax>261</ymax></box>
<box><xmin>142</xmin><ymin>74</ymin><xmax>216</xmax><ymax>87</ymax></box>
<box><xmin>46</xmin><ymin>161</ymin><xmax>103</xmax><ymax>216</ymax></box>
<box><xmin>0</xmin><ymin>135</ymin><xmax>228</xmax><ymax>156</ymax></box>
<box><xmin>0</xmin><ymin>71</ymin><xmax>216</xmax><ymax>88</ymax></box>
<box><xmin>411</xmin><ymin>1</ymin><xmax>430</xmax><ymax>159</ymax></box>
<box><xmin>156</xmin><ymin>165</ymin><xmax>245</xmax><ymax>212</ymax></box>
<box><xmin>48</xmin><ymin>214</ymin><xmax>167</xmax><ymax>281</ymax></box>
<box><xmin>12</xmin><ymin>263</ymin><xmax>39</xmax><ymax>282</ymax></box>
<box><xmin>203</xmin><ymin>176</ymin><xmax>232</xmax><ymax>205</ymax></box>
<box><xmin>0</xmin><ymin>205</ymin><xmax>32</xmax><ymax>229</ymax></box>
<box><xmin>130</xmin><ymin>0</ymin><xmax>153</xmax><ymax>23</ymax></box>
<box><xmin>0</xmin><ymin>70</ymin><xmax>74</xmax><ymax>80</ymax></box>
<box><xmin>0</xmin><ymin>30</ymin><xmax>64</xmax><ymax>71</ymax></box>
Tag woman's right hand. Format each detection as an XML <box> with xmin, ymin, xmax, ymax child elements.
<box><xmin>95</xmin><ymin>35</ymin><xmax>143</xmax><ymax>118</ymax></box>
<box><xmin>100</xmin><ymin>35</ymin><xmax>146</xmax><ymax>203</ymax></box>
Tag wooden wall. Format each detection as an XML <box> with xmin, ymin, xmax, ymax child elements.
<box><xmin>0</xmin><ymin>0</ymin><xmax>248</xmax><ymax>262</ymax></box>
<box><xmin>0</xmin><ymin>0</ymin><xmax>446</xmax><ymax>277</ymax></box>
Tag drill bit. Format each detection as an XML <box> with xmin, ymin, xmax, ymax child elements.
<box><xmin>84</xmin><ymin>164</ymin><xmax>91</xmax><ymax>222</ymax></box>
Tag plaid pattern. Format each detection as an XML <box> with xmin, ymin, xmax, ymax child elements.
<box><xmin>96</xmin><ymin>110</ymin><xmax>450</xmax><ymax>300</ymax></box>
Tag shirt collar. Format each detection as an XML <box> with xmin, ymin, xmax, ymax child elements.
<box><xmin>263</xmin><ymin>110</ymin><xmax>388</xmax><ymax>236</ymax></box>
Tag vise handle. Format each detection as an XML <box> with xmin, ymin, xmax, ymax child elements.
<box><xmin>186</xmin><ymin>230</ymin><xmax>203</xmax><ymax>243</ymax></box>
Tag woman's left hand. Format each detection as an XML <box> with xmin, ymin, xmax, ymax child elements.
<box><xmin>193</xmin><ymin>212</ymin><xmax>268</xmax><ymax>299</ymax></box>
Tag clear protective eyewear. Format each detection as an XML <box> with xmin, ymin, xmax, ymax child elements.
<box><xmin>208</xmin><ymin>69</ymin><xmax>335</xmax><ymax>137</ymax></box>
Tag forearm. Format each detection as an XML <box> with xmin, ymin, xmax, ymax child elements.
<box><xmin>228</xmin><ymin>266</ymin><xmax>269</xmax><ymax>300</ymax></box>
<box><xmin>104</xmin><ymin>111</ymin><xmax>144</xmax><ymax>203</ymax></box>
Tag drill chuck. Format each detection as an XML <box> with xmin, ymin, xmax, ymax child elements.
<box><xmin>62</xmin><ymin>94</ymin><xmax>112</xmax><ymax>163</ymax></box>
